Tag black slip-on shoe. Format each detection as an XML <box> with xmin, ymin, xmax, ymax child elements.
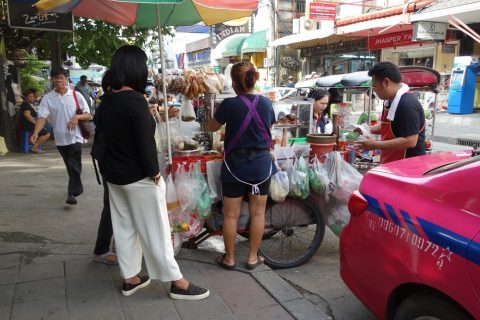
<box><xmin>66</xmin><ymin>195</ymin><xmax>77</xmax><ymax>205</ymax></box>
<box><xmin>121</xmin><ymin>276</ymin><xmax>151</xmax><ymax>297</ymax></box>
<box><xmin>170</xmin><ymin>283</ymin><xmax>210</xmax><ymax>300</ymax></box>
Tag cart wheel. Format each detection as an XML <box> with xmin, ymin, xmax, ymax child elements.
<box><xmin>259</xmin><ymin>197</ymin><xmax>325</xmax><ymax>269</ymax></box>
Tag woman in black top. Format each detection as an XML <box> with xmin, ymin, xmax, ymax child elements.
<box><xmin>19</xmin><ymin>89</ymin><xmax>50</xmax><ymax>153</ymax></box>
<box><xmin>100</xmin><ymin>45</ymin><xmax>208</xmax><ymax>300</ymax></box>
<box><xmin>209</xmin><ymin>62</ymin><xmax>276</xmax><ymax>270</ymax></box>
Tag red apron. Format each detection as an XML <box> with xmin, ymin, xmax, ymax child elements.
<box><xmin>380</xmin><ymin>101</ymin><xmax>425</xmax><ymax>164</ymax></box>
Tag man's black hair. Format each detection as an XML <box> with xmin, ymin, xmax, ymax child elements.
<box><xmin>109</xmin><ymin>45</ymin><xmax>148</xmax><ymax>94</ymax></box>
<box><xmin>22</xmin><ymin>88</ymin><xmax>36</xmax><ymax>97</ymax></box>
<box><xmin>368</xmin><ymin>61</ymin><xmax>402</xmax><ymax>83</ymax></box>
<box><xmin>101</xmin><ymin>70</ymin><xmax>112</xmax><ymax>94</ymax></box>
<box><xmin>80</xmin><ymin>75</ymin><xmax>87</xmax><ymax>81</ymax></box>
<box><xmin>50</xmin><ymin>66</ymin><xmax>68</xmax><ymax>78</ymax></box>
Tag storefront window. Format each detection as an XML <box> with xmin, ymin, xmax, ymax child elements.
<box><xmin>382</xmin><ymin>46</ymin><xmax>435</xmax><ymax>67</ymax></box>
<box><xmin>307</xmin><ymin>52</ymin><xmax>377</xmax><ymax>76</ymax></box>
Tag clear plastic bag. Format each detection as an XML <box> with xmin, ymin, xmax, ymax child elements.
<box><xmin>327</xmin><ymin>198</ymin><xmax>351</xmax><ymax>236</ymax></box>
<box><xmin>308</xmin><ymin>156</ymin><xmax>331</xmax><ymax>196</ymax></box>
<box><xmin>288</xmin><ymin>157</ymin><xmax>310</xmax><ymax>199</ymax></box>
<box><xmin>324</xmin><ymin>152</ymin><xmax>363</xmax><ymax>202</ymax></box>
<box><xmin>174</xmin><ymin>164</ymin><xmax>199</xmax><ymax>212</ymax></box>
<box><xmin>269</xmin><ymin>161</ymin><xmax>289</xmax><ymax>202</ymax></box>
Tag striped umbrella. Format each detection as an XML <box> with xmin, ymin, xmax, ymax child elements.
<box><xmin>34</xmin><ymin>0</ymin><xmax>259</xmax><ymax>27</ymax></box>
<box><xmin>34</xmin><ymin>0</ymin><xmax>260</xmax><ymax>164</ymax></box>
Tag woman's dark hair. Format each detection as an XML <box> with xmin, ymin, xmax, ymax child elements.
<box><xmin>231</xmin><ymin>62</ymin><xmax>259</xmax><ymax>93</ymax></box>
<box><xmin>368</xmin><ymin>61</ymin><xmax>402</xmax><ymax>83</ymax></box>
<box><xmin>311</xmin><ymin>89</ymin><xmax>329</xmax><ymax>101</ymax></box>
<box><xmin>109</xmin><ymin>45</ymin><xmax>148</xmax><ymax>94</ymax></box>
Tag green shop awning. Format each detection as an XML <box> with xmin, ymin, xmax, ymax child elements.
<box><xmin>222</xmin><ymin>35</ymin><xmax>249</xmax><ymax>57</ymax></box>
<box><xmin>241</xmin><ymin>30</ymin><xmax>268</xmax><ymax>54</ymax></box>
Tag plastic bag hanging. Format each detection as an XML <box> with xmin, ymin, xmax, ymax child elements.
<box><xmin>193</xmin><ymin>162</ymin><xmax>213</xmax><ymax>219</ymax></box>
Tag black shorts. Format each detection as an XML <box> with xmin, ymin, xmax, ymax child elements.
<box><xmin>222</xmin><ymin>178</ymin><xmax>271</xmax><ymax>198</ymax></box>
<box><xmin>38</xmin><ymin>128</ymin><xmax>49</xmax><ymax>137</ymax></box>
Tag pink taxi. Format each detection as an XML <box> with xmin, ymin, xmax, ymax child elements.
<box><xmin>340</xmin><ymin>150</ymin><xmax>480</xmax><ymax>320</ymax></box>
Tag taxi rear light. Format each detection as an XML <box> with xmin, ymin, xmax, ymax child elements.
<box><xmin>348</xmin><ymin>190</ymin><xmax>368</xmax><ymax>217</ymax></box>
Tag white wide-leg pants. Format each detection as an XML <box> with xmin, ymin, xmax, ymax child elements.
<box><xmin>108</xmin><ymin>177</ymin><xmax>183</xmax><ymax>281</ymax></box>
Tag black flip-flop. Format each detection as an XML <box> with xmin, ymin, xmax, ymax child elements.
<box><xmin>246</xmin><ymin>255</ymin><xmax>265</xmax><ymax>270</ymax></box>
<box><xmin>216</xmin><ymin>254</ymin><xmax>235</xmax><ymax>271</ymax></box>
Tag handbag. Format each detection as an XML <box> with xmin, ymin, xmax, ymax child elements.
<box><xmin>72</xmin><ymin>90</ymin><xmax>91</xmax><ymax>139</ymax></box>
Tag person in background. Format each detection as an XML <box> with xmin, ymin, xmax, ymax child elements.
<box><xmin>91</xmin><ymin>70</ymin><xmax>117</xmax><ymax>265</ymax></box>
<box><xmin>287</xmin><ymin>75</ymin><xmax>295</xmax><ymax>88</ymax></box>
<box><xmin>208</xmin><ymin>62</ymin><xmax>276</xmax><ymax>271</ymax></box>
<box><xmin>311</xmin><ymin>89</ymin><xmax>333</xmax><ymax>134</ymax></box>
<box><xmin>32</xmin><ymin>67</ymin><xmax>90</xmax><ymax>205</ymax></box>
<box><xmin>75</xmin><ymin>75</ymin><xmax>95</xmax><ymax>113</ymax></box>
<box><xmin>99</xmin><ymin>45</ymin><xmax>209</xmax><ymax>300</ymax></box>
<box><xmin>19</xmin><ymin>88</ymin><xmax>50</xmax><ymax>153</ymax></box>
<box><xmin>355</xmin><ymin>61</ymin><xmax>426</xmax><ymax>164</ymax></box>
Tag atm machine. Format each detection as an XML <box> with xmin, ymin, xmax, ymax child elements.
<box><xmin>448</xmin><ymin>56</ymin><xmax>478</xmax><ymax>114</ymax></box>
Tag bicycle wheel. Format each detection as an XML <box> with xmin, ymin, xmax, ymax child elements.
<box><xmin>259</xmin><ymin>197</ymin><xmax>325</xmax><ymax>269</ymax></box>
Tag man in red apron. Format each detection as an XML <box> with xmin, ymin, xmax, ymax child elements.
<box><xmin>356</xmin><ymin>62</ymin><xmax>426</xmax><ymax>164</ymax></box>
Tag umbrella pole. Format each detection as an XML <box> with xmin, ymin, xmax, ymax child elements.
<box><xmin>156</xmin><ymin>4</ymin><xmax>173</xmax><ymax>166</ymax></box>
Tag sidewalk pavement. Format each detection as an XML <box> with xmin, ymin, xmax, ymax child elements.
<box><xmin>0</xmin><ymin>150</ymin><xmax>328</xmax><ymax>320</ymax></box>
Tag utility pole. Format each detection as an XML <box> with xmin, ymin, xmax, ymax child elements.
<box><xmin>50</xmin><ymin>32</ymin><xmax>62</xmax><ymax>70</ymax></box>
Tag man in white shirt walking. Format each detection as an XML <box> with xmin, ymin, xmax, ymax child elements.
<box><xmin>31</xmin><ymin>67</ymin><xmax>91</xmax><ymax>205</ymax></box>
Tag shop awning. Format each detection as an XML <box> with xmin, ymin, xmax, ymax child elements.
<box><xmin>271</xmin><ymin>29</ymin><xmax>355</xmax><ymax>49</ymax></box>
<box><xmin>411</xmin><ymin>0</ymin><xmax>480</xmax><ymax>23</ymax></box>
<box><xmin>336</xmin><ymin>14</ymin><xmax>413</xmax><ymax>37</ymax></box>
<box><xmin>222</xmin><ymin>34</ymin><xmax>249</xmax><ymax>57</ymax></box>
<box><xmin>241</xmin><ymin>30</ymin><xmax>268</xmax><ymax>54</ymax></box>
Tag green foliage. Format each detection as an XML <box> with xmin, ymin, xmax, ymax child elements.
<box><xmin>68</xmin><ymin>18</ymin><xmax>173</xmax><ymax>68</ymax></box>
<box><xmin>19</xmin><ymin>53</ymin><xmax>47</xmax><ymax>95</ymax></box>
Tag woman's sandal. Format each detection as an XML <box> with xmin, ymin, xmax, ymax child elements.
<box><xmin>94</xmin><ymin>251</ymin><xmax>118</xmax><ymax>265</ymax></box>
<box><xmin>216</xmin><ymin>254</ymin><xmax>235</xmax><ymax>271</ymax></box>
<box><xmin>246</xmin><ymin>255</ymin><xmax>265</xmax><ymax>270</ymax></box>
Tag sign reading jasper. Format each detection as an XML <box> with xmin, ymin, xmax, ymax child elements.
<box><xmin>368</xmin><ymin>30</ymin><xmax>418</xmax><ymax>50</ymax></box>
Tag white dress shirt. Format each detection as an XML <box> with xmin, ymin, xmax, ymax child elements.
<box><xmin>38</xmin><ymin>88</ymin><xmax>90</xmax><ymax>146</ymax></box>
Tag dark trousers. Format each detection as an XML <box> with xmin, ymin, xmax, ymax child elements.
<box><xmin>94</xmin><ymin>175</ymin><xmax>113</xmax><ymax>255</ymax></box>
<box><xmin>57</xmin><ymin>143</ymin><xmax>83</xmax><ymax>196</ymax></box>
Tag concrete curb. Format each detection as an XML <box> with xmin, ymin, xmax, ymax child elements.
<box><xmin>176</xmin><ymin>249</ymin><xmax>330</xmax><ymax>320</ymax></box>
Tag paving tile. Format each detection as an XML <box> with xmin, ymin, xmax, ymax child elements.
<box><xmin>0</xmin><ymin>267</ymin><xmax>18</xmax><ymax>285</ymax></box>
<box><xmin>67</xmin><ymin>289</ymin><xmax>121</xmax><ymax>319</ymax></box>
<box><xmin>117</xmin><ymin>280</ymin><xmax>169</xmax><ymax>308</ymax></box>
<box><xmin>0</xmin><ymin>253</ymin><xmax>21</xmax><ymax>269</ymax></box>
<box><xmin>199</xmin><ymin>263</ymin><xmax>258</xmax><ymax>291</ymax></box>
<box><xmin>69</xmin><ymin>310</ymin><xmax>124</xmax><ymax>320</ymax></box>
<box><xmin>0</xmin><ymin>305</ymin><xmax>11</xmax><ymax>320</ymax></box>
<box><xmin>235</xmin><ymin>304</ymin><xmax>294</xmax><ymax>320</ymax></box>
<box><xmin>217</xmin><ymin>285</ymin><xmax>277</xmax><ymax>314</ymax></box>
<box><xmin>66</xmin><ymin>270</ymin><xmax>121</xmax><ymax>318</ymax></box>
<box><xmin>18</xmin><ymin>261</ymin><xmax>64</xmax><ymax>283</ymax></box>
<box><xmin>10</xmin><ymin>297</ymin><xmax>67</xmax><ymax>320</ymax></box>
<box><xmin>172</xmin><ymin>292</ymin><xmax>234</xmax><ymax>320</ymax></box>
<box><xmin>282</xmin><ymin>298</ymin><xmax>330</xmax><ymax>320</ymax></box>
<box><xmin>0</xmin><ymin>284</ymin><xmax>14</xmax><ymax>306</ymax></box>
<box><xmin>123</xmin><ymin>299</ymin><xmax>181</xmax><ymax>320</ymax></box>
<box><xmin>64</xmin><ymin>257</ymin><xmax>110</xmax><ymax>276</ymax></box>
<box><xmin>251</xmin><ymin>270</ymin><xmax>303</xmax><ymax>303</ymax></box>
<box><xmin>14</xmin><ymin>278</ymin><xmax>65</xmax><ymax>303</ymax></box>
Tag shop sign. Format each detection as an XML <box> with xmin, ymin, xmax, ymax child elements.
<box><xmin>368</xmin><ymin>30</ymin><xmax>416</xmax><ymax>50</ymax></box>
<box><xmin>211</xmin><ymin>22</ymin><xmax>249</xmax><ymax>48</ymax></box>
<box><xmin>412</xmin><ymin>21</ymin><xmax>447</xmax><ymax>41</ymax></box>
<box><xmin>301</xmin><ymin>39</ymin><xmax>366</xmax><ymax>57</ymax></box>
<box><xmin>7</xmin><ymin>0</ymin><xmax>73</xmax><ymax>32</ymax></box>
<box><xmin>309</xmin><ymin>2</ymin><xmax>336</xmax><ymax>21</ymax></box>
